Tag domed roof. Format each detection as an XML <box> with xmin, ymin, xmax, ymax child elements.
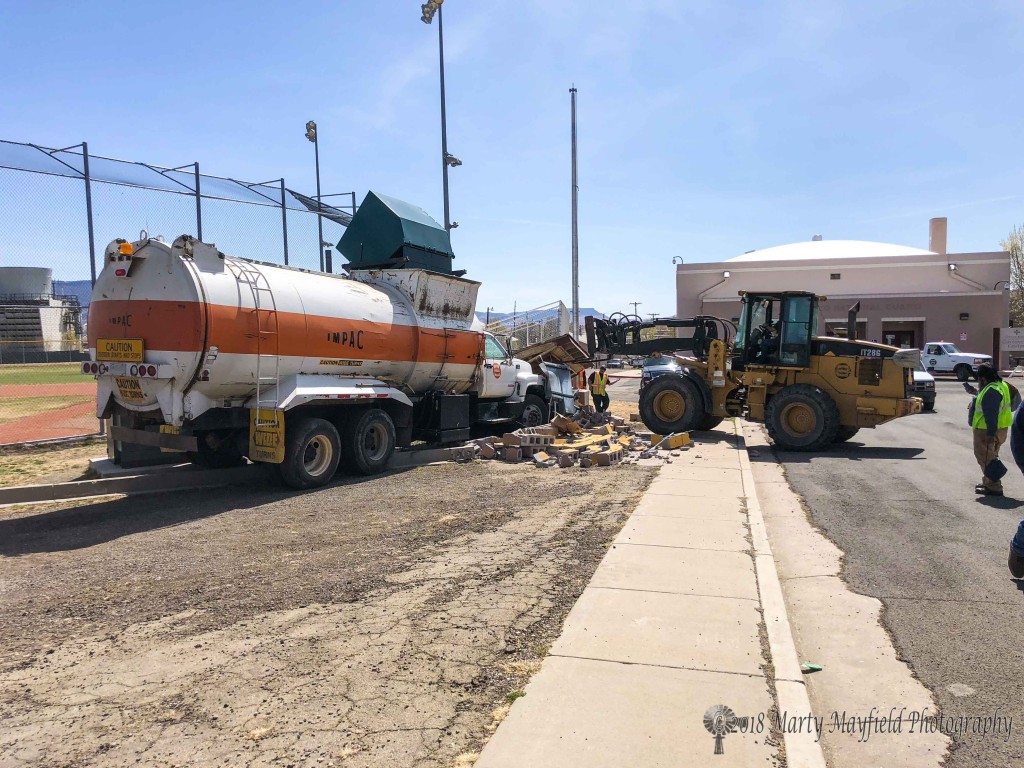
<box><xmin>727</xmin><ymin>240</ymin><xmax>936</xmax><ymax>263</ymax></box>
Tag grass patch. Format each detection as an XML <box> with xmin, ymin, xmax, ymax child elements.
<box><xmin>0</xmin><ymin>396</ymin><xmax>92</xmax><ymax>425</ymax></box>
<box><xmin>0</xmin><ymin>439</ymin><xmax>104</xmax><ymax>487</ymax></box>
<box><xmin>505</xmin><ymin>690</ymin><xmax>526</xmax><ymax>705</ymax></box>
<box><xmin>0</xmin><ymin>363</ymin><xmax>92</xmax><ymax>386</ymax></box>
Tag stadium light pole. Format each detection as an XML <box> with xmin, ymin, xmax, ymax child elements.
<box><xmin>305</xmin><ymin>120</ymin><xmax>326</xmax><ymax>271</ymax></box>
<box><xmin>421</xmin><ymin>0</ymin><xmax>461</xmax><ymax>232</ymax></box>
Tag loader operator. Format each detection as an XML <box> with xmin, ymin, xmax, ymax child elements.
<box><xmin>968</xmin><ymin>365</ymin><xmax>1013</xmax><ymax>496</ymax></box>
<box><xmin>750</xmin><ymin>321</ymin><xmax>781</xmax><ymax>363</ymax></box>
<box><xmin>589</xmin><ymin>365</ymin><xmax>610</xmax><ymax>414</ymax></box>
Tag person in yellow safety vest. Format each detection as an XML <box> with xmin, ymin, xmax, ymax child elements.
<box><xmin>589</xmin><ymin>365</ymin><xmax>610</xmax><ymax>414</ymax></box>
<box><xmin>968</xmin><ymin>365</ymin><xmax>1013</xmax><ymax>496</ymax></box>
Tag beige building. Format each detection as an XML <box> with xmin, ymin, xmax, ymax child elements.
<box><xmin>676</xmin><ymin>218</ymin><xmax>1011</xmax><ymax>365</ymax></box>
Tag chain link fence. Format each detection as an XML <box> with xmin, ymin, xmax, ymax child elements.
<box><xmin>484</xmin><ymin>301</ymin><xmax>572</xmax><ymax>351</ymax></box>
<box><xmin>0</xmin><ymin>138</ymin><xmax>355</xmax><ymax>445</ymax></box>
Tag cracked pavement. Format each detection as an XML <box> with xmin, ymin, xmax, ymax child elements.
<box><xmin>0</xmin><ymin>461</ymin><xmax>656</xmax><ymax>767</ymax></box>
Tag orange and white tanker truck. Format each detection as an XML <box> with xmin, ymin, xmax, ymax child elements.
<box><xmin>86</xmin><ymin>192</ymin><xmax>567</xmax><ymax>488</ymax></box>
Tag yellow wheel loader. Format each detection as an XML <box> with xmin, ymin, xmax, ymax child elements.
<box><xmin>586</xmin><ymin>292</ymin><xmax>922</xmax><ymax>451</ymax></box>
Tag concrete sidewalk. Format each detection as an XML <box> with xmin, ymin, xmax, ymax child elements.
<box><xmin>475</xmin><ymin>426</ymin><xmax>825</xmax><ymax>767</ymax></box>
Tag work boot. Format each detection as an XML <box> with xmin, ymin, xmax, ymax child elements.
<box><xmin>981</xmin><ymin>488</ymin><xmax>1004</xmax><ymax>497</ymax></box>
<box><xmin>1009</xmin><ymin>548</ymin><xmax>1024</xmax><ymax>579</ymax></box>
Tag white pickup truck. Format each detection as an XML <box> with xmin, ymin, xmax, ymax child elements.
<box><xmin>922</xmin><ymin>342</ymin><xmax>993</xmax><ymax>381</ymax></box>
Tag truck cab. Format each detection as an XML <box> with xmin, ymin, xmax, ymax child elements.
<box><xmin>923</xmin><ymin>342</ymin><xmax>992</xmax><ymax>381</ymax></box>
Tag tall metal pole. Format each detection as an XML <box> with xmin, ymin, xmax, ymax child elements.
<box><xmin>82</xmin><ymin>142</ymin><xmax>97</xmax><ymax>287</ymax></box>
<box><xmin>314</xmin><ymin>134</ymin><xmax>325</xmax><ymax>271</ymax></box>
<box><xmin>280</xmin><ymin>179</ymin><xmax>289</xmax><ymax>266</ymax></box>
<box><xmin>194</xmin><ymin>162</ymin><xmax>203</xmax><ymax>240</ymax></box>
<box><xmin>438</xmin><ymin>5</ymin><xmax>451</xmax><ymax>231</ymax></box>
<box><xmin>630</xmin><ymin>301</ymin><xmax>641</xmax><ymax>316</ymax></box>
<box><xmin>570</xmin><ymin>87</ymin><xmax>579</xmax><ymax>339</ymax></box>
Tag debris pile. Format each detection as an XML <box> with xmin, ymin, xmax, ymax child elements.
<box><xmin>454</xmin><ymin>409</ymin><xmax>691</xmax><ymax>468</ymax></box>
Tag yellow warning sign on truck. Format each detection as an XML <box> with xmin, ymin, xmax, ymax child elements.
<box><xmin>97</xmin><ymin>338</ymin><xmax>144</xmax><ymax>362</ymax></box>
<box><xmin>249</xmin><ymin>408</ymin><xmax>285</xmax><ymax>464</ymax></box>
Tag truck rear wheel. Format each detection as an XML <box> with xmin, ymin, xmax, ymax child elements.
<box><xmin>341</xmin><ymin>408</ymin><xmax>396</xmax><ymax>476</ymax></box>
<box><xmin>639</xmin><ymin>375</ymin><xmax>704</xmax><ymax>435</ymax></box>
<box><xmin>765</xmin><ymin>384</ymin><xmax>839</xmax><ymax>451</ymax></box>
<box><xmin>520</xmin><ymin>394</ymin><xmax>548</xmax><ymax>428</ymax></box>
<box><xmin>279</xmin><ymin>417</ymin><xmax>341</xmax><ymax>489</ymax></box>
<box><xmin>188</xmin><ymin>430</ymin><xmax>245</xmax><ymax>469</ymax></box>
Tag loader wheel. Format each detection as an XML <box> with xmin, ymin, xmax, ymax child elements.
<box><xmin>188</xmin><ymin>430</ymin><xmax>245</xmax><ymax>469</ymax></box>
<box><xmin>341</xmin><ymin>408</ymin><xmax>396</xmax><ymax>476</ymax></box>
<box><xmin>519</xmin><ymin>394</ymin><xmax>548</xmax><ymax>428</ymax></box>
<box><xmin>278</xmin><ymin>417</ymin><xmax>341</xmax><ymax>489</ymax></box>
<box><xmin>765</xmin><ymin>384</ymin><xmax>840</xmax><ymax>451</ymax></box>
<box><xmin>833</xmin><ymin>425</ymin><xmax>860</xmax><ymax>443</ymax></box>
<box><xmin>640</xmin><ymin>375</ymin><xmax>703</xmax><ymax>435</ymax></box>
<box><xmin>955</xmin><ymin>364</ymin><xmax>972</xmax><ymax>382</ymax></box>
<box><xmin>698</xmin><ymin>414</ymin><xmax>724</xmax><ymax>431</ymax></box>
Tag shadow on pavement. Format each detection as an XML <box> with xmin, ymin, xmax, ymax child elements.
<box><xmin>750</xmin><ymin>444</ymin><xmax>926</xmax><ymax>464</ymax></box>
<box><xmin>975</xmin><ymin>495</ymin><xmax>1024</xmax><ymax>510</ymax></box>
<box><xmin>0</xmin><ymin>468</ymin><xmax>413</xmax><ymax>558</ymax></box>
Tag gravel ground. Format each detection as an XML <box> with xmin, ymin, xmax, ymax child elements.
<box><xmin>0</xmin><ymin>460</ymin><xmax>656</xmax><ymax>768</ymax></box>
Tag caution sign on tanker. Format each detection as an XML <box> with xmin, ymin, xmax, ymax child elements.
<box><xmin>96</xmin><ymin>338</ymin><xmax>144</xmax><ymax>363</ymax></box>
<box><xmin>249</xmin><ymin>408</ymin><xmax>285</xmax><ymax>464</ymax></box>
<box><xmin>114</xmin><ymin>377</ymin><xmax>146</xmax><ymax>403</ymax></box>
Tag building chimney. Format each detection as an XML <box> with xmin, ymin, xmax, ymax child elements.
<box><xmin>929</xmin><ymin>217</ymin><xmax>947</xmax><ymax>255</ymax></box>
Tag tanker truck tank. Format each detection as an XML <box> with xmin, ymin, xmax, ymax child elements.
<box><xmin>86</xmin><ymin>192</ymin><xmax>552</xmax><ymax>489</ymax></box>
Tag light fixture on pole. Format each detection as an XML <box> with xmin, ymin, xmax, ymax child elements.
<box><xmin>421</xmin><ymin>0</ymin><xmax>458</xmax><ymax>231</ymax></box>
<box><xmin>305</xmin><ymin>120</ymin><xmax>326</xmax><ymax>272</ymax></box>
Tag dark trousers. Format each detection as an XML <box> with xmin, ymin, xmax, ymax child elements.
<box><xmin>592</xmin><ymin>393</ymin><xmax>610</xmax><ymax>413</ymax></box>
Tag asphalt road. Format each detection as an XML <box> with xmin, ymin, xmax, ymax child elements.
<box><xmin>771</xmin><ymin>379</ymin><xmax>1024</xmax><ymax>768</ymax></box>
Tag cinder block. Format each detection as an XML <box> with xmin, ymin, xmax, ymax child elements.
<box><xmin>505</xmin><ymin>446</ymin><xmax>522</xmax><ymax>462</ymax></box>
<box><xmin>595</xmin><ymin>445</ymin><xmax>624</xmax><ymax>466</ymax></box>
<box><xmin>555</xmin><ymin>448</ymin><xmax>579</xmax><ymax>460</ymax></box>
<box><xmin>533</xmin><ymin>451</ymin><xmax>550</xmax><ymax>462</ymax></box>
<box><xmin>629</xmin><ymin>412</ymin><xmax>642</xmax><ymax>422</ymax></box>
<box><xmin>580</xmin><ymin>455</ymin><xmax>593</xmax><ymax>468</ymax></box>
<box><xmin>661</xmin><ymin>433</ymin><xmax>691</xmax><ymax>449</ymax></box>
<box><xmin>480</xmin><ymin>443</ymin><xmax>497</xmax><ymax>459</ymax></box>
<box><xmin>558</xmin><ymin>454</ymin><xmax>576</xmax><ymax>468</ymax></box>
<box><xmin>503</xmin><ymin>432</ymin><xmax>522</xmax><ymax>446</ymax></box>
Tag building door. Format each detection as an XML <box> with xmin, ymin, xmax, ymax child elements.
<box><xmin>883</xmin><ymin>330</ymin><xmax>915</xmax><ymax>348</ymax></box>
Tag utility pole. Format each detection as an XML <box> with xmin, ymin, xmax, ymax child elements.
<box><xmin>570</xmin><ymin>86</ymin><xmax>579</xmax><ymax>340</ymax></box>
<box><xmin>630</xmin><ymin>301</ymin><xmax>642</xmax><ymax>317</ymax></box>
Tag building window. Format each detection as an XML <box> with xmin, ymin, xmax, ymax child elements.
<box><xmin>830</xmin><ymin>273</ymin><xmax>841</xmax><ymax>280</ymax></box>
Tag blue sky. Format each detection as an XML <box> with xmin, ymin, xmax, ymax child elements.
<box><xmin>1</xmin><ymin>0</ymin><xmax>1022</xmax><ymax>316</ymax></box>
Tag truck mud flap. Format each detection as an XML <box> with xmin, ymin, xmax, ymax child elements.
<box><xmin>111</xmin><ymin>425</ymin><xmax>199</xmax><ymax>452</ymax></box>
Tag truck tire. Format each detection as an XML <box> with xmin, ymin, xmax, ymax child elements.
<box><xmin>955</xmin><ymin>364</ymin><xmax>972</xmax><ymax>382</ymax></box>
<box><xmin>519</xmin><ymin>394</ymin><xmax>548</xmax><ymax>428</ymax></box>
<box><xmin>923</xmin><ymin>397</ymin><xmax>935</xmax><ymax>412</ymax></box>
<box><xmin>188</xmin><ymin>430</ymin><xmax>245</xmax><ymax>469</ymax></box>
<box><xmin>278</xmin><ymin>417</ymin><xmax>341</xmax><ymax>489</ymax></box>
<box><xmin>833</xmin><ymin>425</ymin><xmax>860</xmax><ymax>443</ymax></box>
<box><xmin>698</xmin><ymin>414</ymin><xmax>724</xmax><ymax>431</ymax></box>
<box><xmin>639</xmin><ymin>375</ymin><xmax>704</xmax><ymax>435</ymax></box>
<box><xmin>765</xmin><ymin>384</ymin><xmax>840</xmax><ymax>451</ymax></box>
<box><xmin>341</xmin><ymin>408</ymin><xmax>396</xmax><ymax>476</ymax></box>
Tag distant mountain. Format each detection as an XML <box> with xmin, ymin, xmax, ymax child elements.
<box><xmin>477</xmin><ymin>307</ymin><xmax>605</xmax><ymax>325</ymax></box>
<box><xmin>54</xmin><ymin>280</ymin><xmax>93</xmax><ymax>306</ymax></box>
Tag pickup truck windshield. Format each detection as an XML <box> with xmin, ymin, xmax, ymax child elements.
<box><xmin>942</xmin><ymin>344</ymin><xmax>961</xmax><ymax>354</ymax></box>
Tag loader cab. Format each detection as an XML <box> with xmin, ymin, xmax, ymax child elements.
<box><xmin>734</xmin><ymin>292</ymin><xmax>820</xmax><ymax>370</ymax></box>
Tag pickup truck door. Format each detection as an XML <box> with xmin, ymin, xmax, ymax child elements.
<box><xmin>924</xmin><ymin>345</ymin><xmax>946</xmax><ymax>371</ymax></box>
<box><xmin>479</xmin><ymin>333</ymin><xmax>518</xmax><ymax>399</ymax></box>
